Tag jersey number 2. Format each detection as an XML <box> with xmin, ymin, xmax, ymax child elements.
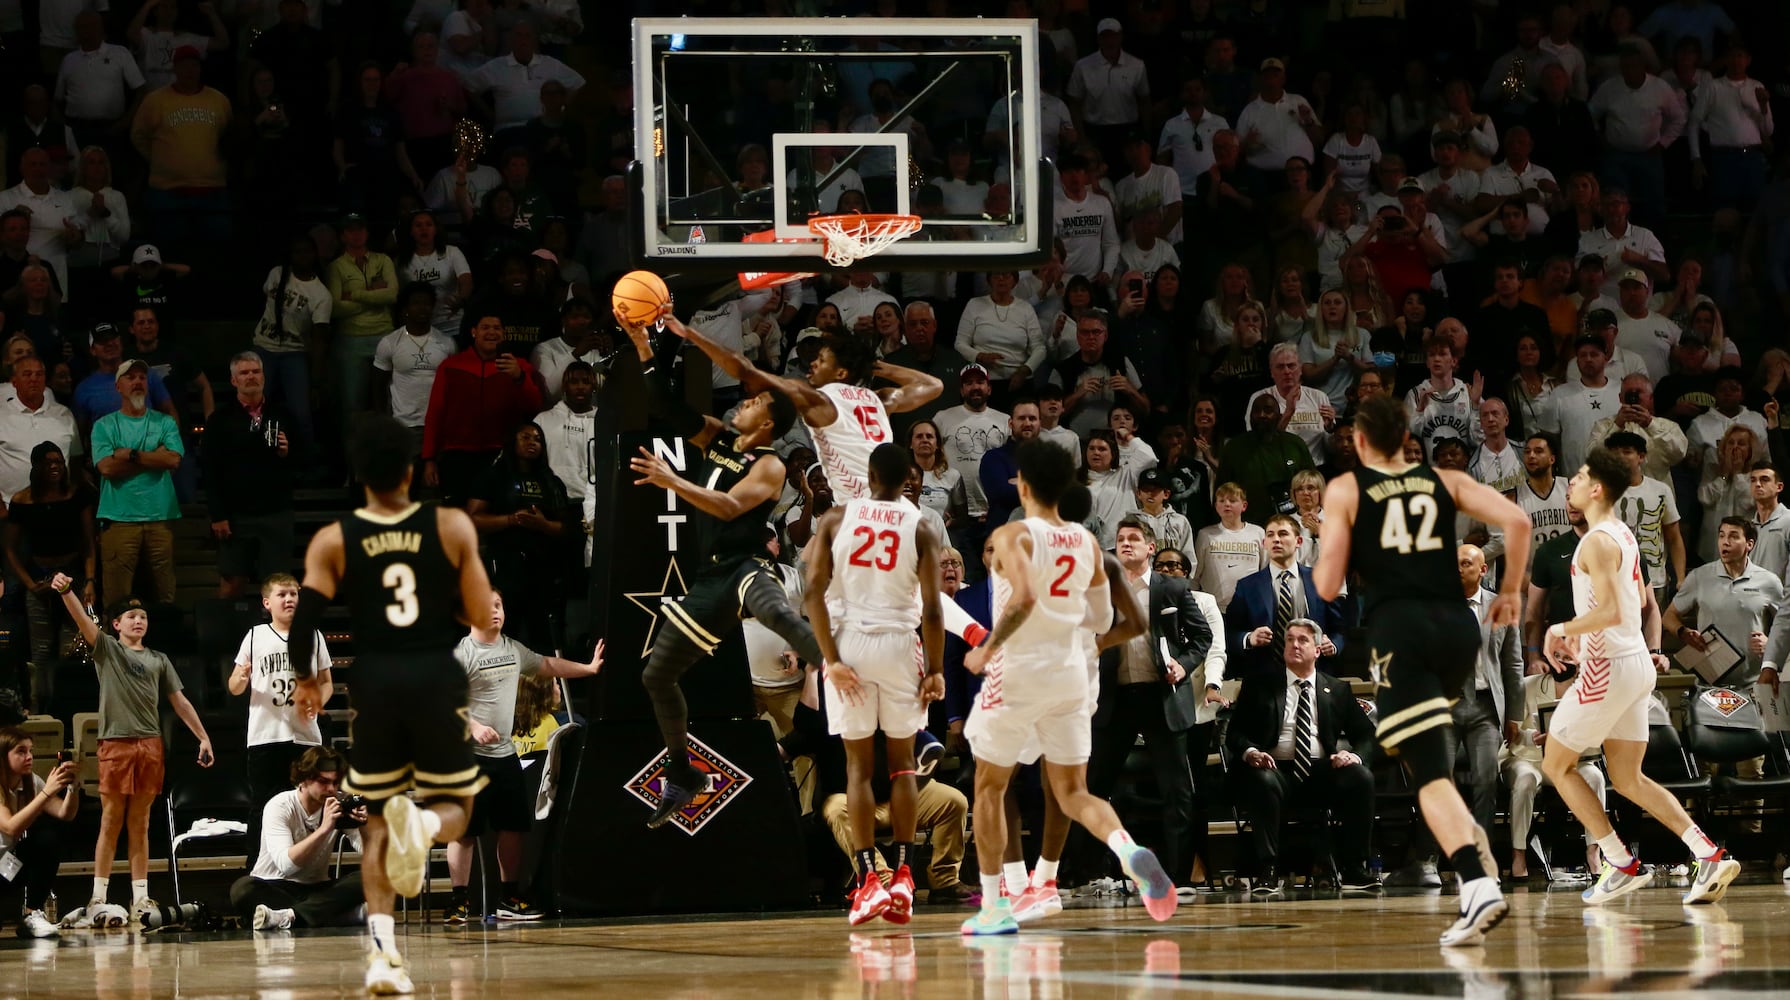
<box><xmin>1049</xmin><ymin>555</ymin><xmax>1076</xmax><ymax>597</ymax></box>
<box><xmin>383</xmin><ymin>563</ymin><xmax>419</xmax><ymax>627</ymax></box>
<box><xmin>1378</xmin><ymin>495</ymin><xmax>1443</xmax><ymax>554</ymax></box>
<box><xmin>848</xmin><ymin>526</ymin><xmax>899</xmax><ymax>570</ymax></box>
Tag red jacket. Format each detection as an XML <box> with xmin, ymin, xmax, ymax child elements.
<box><xmin>421</xmin><ymin>348</ymin><xmax>544</xmax><ymax>459</ymax></box>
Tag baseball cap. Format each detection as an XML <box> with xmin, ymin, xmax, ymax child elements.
<box><xmin>1096</xmin><ymin>17</ymin><xmax>1122</xmax><ymax>34</ymax></box>
<box><xmin>958</xmin><ymin>363</ymin><xmax>990</xmax><ymax>381</ymax></box>
<box><xmin>338</xmin><ymin>212</ymin><xmax>367</xmax><ymax>230</ymax></box>
<box><xmin>131</xmin><ymin>244</ymin><xmax>162</xmax><ymax>266</ymax></box>
<box><xmin>107</xmin><ymin>596</ymin><xmax>147</xmax><ymax>620</ymax></box>
<box><xmin>1396</xmin><ymin>176</ymin><xmax>1425</xmax><ymax>195</ymax></box>
<box><xmin>1431</xmin><ymin>130</ymin><xmax>1462</xmax><ymax>149</ymax></box>
<box><xmin>795</xmin><ymin>327</ymin><xmax>824</xmax><ymax>343</ymax></box>
<box><xmin>89</xmin><ymin>322</ymin><xmax>121</xmax><ymax>347</ymax></box>
<box><xmin>171</xmin><ymin>45</ymin><xmax>203</xmax><ymax>63</ymax></box>
<box><xmin>1137</xmin><ymin>468</ymin><xmax>1169</xmax><ymax>490</ymax></box>
<box><xmin>114</xmin><ymin>358</ymin><xmax>149</xmax><ymax>382</ymax></box>
<box><xmin>1572</xmin><ymin>332</ymin><xmax>1609</xmax><ymax>354</ymax></box>
<box><xmin>1616</xmin><ymin>267</ymin><xmax>1650</xmax><ymax>288</ymax></box>
<box><xmin>1260</xmin><ymin>57</ymin><xmax>1286</xmax><ymax>71</ymax></box>
<box><xmin>531</xmin><ymin>248</ymin><xmax>559</xmax><ymax>264</ymax></box>
<box><xmin>1677</xmin><ymin>330</ymin><xmax>1707</xmax><ymax>349</ymax></box>
<box><xmin>1585</xmin><ymin>308</ymin><xmax>1619</xmax><ymax>329</ymax></box>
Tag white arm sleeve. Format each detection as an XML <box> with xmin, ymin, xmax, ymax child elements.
<box><xmin>1084</xmin><ymin>582</ymin><xmax>1114</xmax><ymax>635</ymax></box>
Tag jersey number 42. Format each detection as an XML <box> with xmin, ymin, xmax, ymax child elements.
<box><xmin>1378</xmin><ymin>495</ymin><xmax>1443</xmax><ymax>553</ymax></box>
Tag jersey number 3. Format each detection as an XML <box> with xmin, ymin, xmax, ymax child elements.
<box><xmin>1378</xmin><ymin>495</ymin><xmax>1443</xmax><ymax>554</ymax></box>
<box><xmin>383</xmin><ymin>563</ymin><xmax>419</xmax><ymax>627</ymax></box>
<box><xmin>848</xmin><ymin>526</ymin><xmax>900</xmax><ymax>570</ymax></box>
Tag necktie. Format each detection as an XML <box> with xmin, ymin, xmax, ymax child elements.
<box><xmin>1293</xmin><ymin>679</ymin><xmax>1314</xmax><ymax>781</ymax></box>
<box><xmin>1274</xmin><ymin>570</ymin><xmax>1294</xmax><ymax>647</ymax></box>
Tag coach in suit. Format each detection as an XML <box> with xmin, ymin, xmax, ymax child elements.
<box><xmin>1452</xmin><ymin>544</ymin><xmax>1524</xmax><ymax>834</ymax></box>
<box><xmin>1225</xmin><ymin>618</ymin><xmax>1378</xmax><ymax>890</ymax></box>
<box><xmin>1225</xmin><ymin>514</ymin><xmax>1350</xmax><ymax>677</ymax></box>
<box><xmin>1087</xmin><ymin>516</ymin><xmax>1214</xmax><ymax>882</ymax></box>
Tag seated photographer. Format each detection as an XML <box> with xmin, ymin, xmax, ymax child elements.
<box><xmin>779</xmin><ymin>666</ymin><xmax>975</xmax><ymax>903</ymax></box>
<box><xmin>229</xmin><ymin>747</ymin><xmax>366</xmax><ymax>931</ymax></box>
<box><xmin>1</xmin><ymin>727</ymin><xmax>80</xmax><ymax>938</ymax></box>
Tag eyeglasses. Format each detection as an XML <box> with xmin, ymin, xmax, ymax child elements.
<box><xmin>1154</xmin><ymin>560</ymin><xmax>1186</xmax><ymax>571</ymax></box>
<box><xmin>940</xmin><ymin>559</ymin><xmax>964</xmax><ymax>568</ymax></box>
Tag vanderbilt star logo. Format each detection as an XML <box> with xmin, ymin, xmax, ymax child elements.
<box><xmin>1370</xmin><ymin>648</ymin><xmax>1394</xmax><ymax>689</ymax></box>
<box><xmin>1588</xmin><ymin>398</ymin><xmax>1603</xmax><ymax>410</ymax></box>
<box><xmin>624</xmin><ymin>559</ymin><xmax>690</xmax><ymax>658</ymax></box>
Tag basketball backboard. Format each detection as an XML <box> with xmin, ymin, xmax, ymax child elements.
<box><xmin>629</xmin><ymin>17</ymin><xmax>1051</xmax><ymax>276</ymax></box>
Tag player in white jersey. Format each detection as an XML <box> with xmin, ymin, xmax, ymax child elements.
<box><xmin>1516</xmin><ymin>432</ymin><xmax>1571</xmax><ymax>564</ymax></box>
<box><xmin>959</xmin><ymin>440</ymin><xmax>1175</xmax><ymax>935</ymax></box>
<box><xmin>1542</xmin><ymin>447</ymin><xmax>1741</xmax><ymax>907</ymax></box>
<box><xmin>805</xmin><ymin>444</ymin><xmax>946</xmax><ymax>928</ymax></box>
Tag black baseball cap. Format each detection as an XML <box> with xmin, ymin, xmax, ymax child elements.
<box><xmin>1138</xmin><ymin>468</ymin><xmax>1169</xmax><ymax>490</ymax></box>
<box><xmin>108</xmin><ymin>596</ymin><xmax>147</xmax><ymax>620</ymax></box>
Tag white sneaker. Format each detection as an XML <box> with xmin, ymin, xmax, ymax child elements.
<box><xmin>1683</xmin><ymin>852</ymin><xmax>1741</xmax><ymax>906</ymax></box>
<box><xmin>1582</xmin><ymin>861</ymin><xmax>1653</xmax><ymax>905</ymax></box>
<box><xmin>1439</xmin><ymin>878</ymin><xmax>1508</xmax><ymax>947</ymax></box>
<box><xmin>382</xmin><ymin>796</ymin><xmax>432</xmax><ymax>899</ymax></box>
<box><xmin>19</xmin><ymin>909</ymin><xmax>60</xmax><ymax>939</ymax></box>
<box><xmin>365</xmin><ymin>948</ymin><xmax>415</xmax><ymax>995</ymax></box>
<box><xmin>253</xmin><ymin>904</ymin><xmax>295</xmax><ymax>931</ymax></box>
<box><xmin>129</xmin><ymin>898</ymin><xmax>159</xmax><ymax>928</ymax></box>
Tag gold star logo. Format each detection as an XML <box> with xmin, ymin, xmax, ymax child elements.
<box><xmin>1370</xmin><ymin>648</ymin><xmax>1394</xmax><ymax>689</ymax></box>
<box><xmin>624</xmin><ymin>559</ymin><xmax>690</xmax><ymax>658</ymax></box>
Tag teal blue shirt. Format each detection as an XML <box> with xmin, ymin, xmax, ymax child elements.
<box><xmin>92</xmin><ymin>409</ymin><xmax>184</xmax><ymax>522</ymax></box>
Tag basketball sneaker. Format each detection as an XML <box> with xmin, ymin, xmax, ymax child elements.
<box><xmin>382</xmin><ymin>797</ymin><xmax>432</xmax><ymax>899</ymax></box>
<box><xmin>18</xmin><ymin>910</ymin><xmax>59</xmax><ymax>939</ymax></box>
<box><xmin>1010</xmin><ymin>880</ymin><xmax>1062</xmax><ymax>924</ymax></box>
<box><xmin>365</xmin><ymin>947</ymin><xmax>415</xmax><ymax>995</ymax></box>
<box><xmin>129</xmin><ymin>897</ymin><xmax>160</xmax><ymax>928</ymax></box>
<box><xmin>1682</xmin><ymin>850</ymin><xmax>1741</xmax><ymax>905</ymax></box>
<box><xmin>848</xmin><ymin>877</ymin><xmax>892</xmax><ymax>926</ymax></box>
<box><xmin>1582</xmin><ymin>859</ymin><xmax>1653</xmax><ymax>905</ymax></box>
<box><xmin>495</xmin><ymin>897</ymin><xmax>543</xmax><ymax>921</ymax></box>
<box><xmin>960</xmin><ymin>896</ymin><xmax>1019</xmax><ymax>936</ymax></box>
<box><xmin>646</xmin><ymin>773</ymin><xmax>712</xmax><ymax>830</ymax></box>
<box><xmin>253</xmin><ymin>904</ymin><xmax>295</xmax><ymax>931</ymax></box>
<box><xmin>882</xmin><ymin>866</ymin><xmax>915</xmax><ymax>925</ymax></box>
<box><xmin>1438</xmin><ymin>878</ymin><xmax>1508</xmax><ymax>947</ymax></box>
<box><xmin>1119</xmin><ymin>846</ymin><xmax>1177</xmax><ymax>921</ymax></box>
<box><xmin>442</xmin><ymin>899</ymin><xmax>472</xmax><ymax>925</ymax></box>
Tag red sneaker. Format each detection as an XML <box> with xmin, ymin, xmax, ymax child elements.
<box><xmin>883</xmin><ymin>866</ymin><xmax>915</xmax><ymax>924</ymax></box>
<box><xmin>1011</xmin><ymin>879</ymin><xmax>1062</xmax><ymax>924</ymax></box>
<box><xmin>848</xmin><ymin>877</ymin><xmax>892</xmax><ymax>926</ymax></box>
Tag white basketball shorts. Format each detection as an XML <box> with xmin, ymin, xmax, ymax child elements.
<box><xmin>965</xmin><ymin>654</ymin><xmax>1092</xmax><ymax>768</ymax></box>
<box><xmin>824</xmin><ymin>630</ymin><xmax>925</xmax><ymax>740</ymax></box>
<box><xmin>1548</xmin><ymin>651</ymin><xmax>1655</xmax><ymax>752</ymax></box>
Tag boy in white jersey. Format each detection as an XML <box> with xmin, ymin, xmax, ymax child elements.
<box><xmin>960</xmin><ymin>440</ymin><xmax>1176</xmax><ymax>934</ymax></box>
<box><xmin>228</xmin><ymin>573</ymin><xmax>333</xmax><ymax>859</ymax></box>
<box><xmin>804</xmin><ymin>443</ymin><xmax>946</xmax><ymax>927</ymax></box>
<box><xmin>1541</xmin><ymin>448</ymin><xmax>1740</xmax><ymax>906</ymax></box>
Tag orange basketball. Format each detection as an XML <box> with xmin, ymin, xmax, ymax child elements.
<box><xmin>612</xmin><ymin>270</ymin><xmax>671</xmax><ymax>328</ymax></box>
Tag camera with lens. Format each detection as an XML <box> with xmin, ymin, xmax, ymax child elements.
<box><xmin>335</xmin><ymin>793</ymin><xmax>370</xmax><ymax>829</ymax></box>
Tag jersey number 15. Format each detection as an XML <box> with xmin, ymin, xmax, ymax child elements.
<box><xmin>1378</xmin><ymin>495</ymin><xmax>1443</xmax><ymax>554</ymax></box>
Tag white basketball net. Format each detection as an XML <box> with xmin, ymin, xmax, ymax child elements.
<box><xmin>807</xmin><ymin>215</ymin><xmax>922</xmax><ymax>267</ymax></box>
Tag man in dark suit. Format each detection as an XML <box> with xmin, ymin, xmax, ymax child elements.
<box><xmin>1225</xmin><ymin>618</ymin><xmax>1379</xmax><ymax>892</ymax></box>
<box><xmin>1087</xmin><ymin>517</ymin><xmax>1214</xmax><ymax>884</ymax></box>
<box><xmin>1224</xmin><ymin>513</ymin><xmax>1350</xmax><ymax>677</ymax></box>
<box><xmin>1452</xmin><ymin>544</ymin><xmax>1524</xmax><ymax>835</ymax></box>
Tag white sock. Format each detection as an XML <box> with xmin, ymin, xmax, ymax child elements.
<box><xmin>91</xmin><ymin>876</ymin><xmax>109</xmax><ymax>903</ymax></box>
<box><xmin>1680</xmin><ymin>824</ymin><xmax>1718</xmax><ymax>860</ymax></box>
<box><xmin>1596</xmin><ymin>833</ymin><xmax>1635</xmax><ymax>869</ymax></box>
<box><xmin>1002</xmin><ymin>861</ymin><xmax>1028</xmax><ymax>893</ymax></box>
<box><xmin>1104</xmin><ymin>829</ymin><xmax>1136</xmax><ymax>859</ymax></box>
<box><xmin>1034</xmin><ymin>859</ymin><xmax>1060</xmax><ymax>887</ymax></box>
<box><xmin>979</xmin><ymin>873</ymin><xmax>1003</xmax><ymax>904</ymax></box>
<box><xmin>368</xmin><ymin>913</ymin><xmax>397</xmax><ymax>953</ymax></box>
<box><xmin>419</xmin><ymin>807</ymin><xmax>443</xmax><ymax>842</ymax></box>
<box><xmin>130</xmin><ymin>879</ymin><xmax>149</xmax><ymax>904</ymax></box>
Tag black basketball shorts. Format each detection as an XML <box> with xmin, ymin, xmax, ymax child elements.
<box><xmin>344</xmin><ymin>653</ymin><xmax>488</xmax><ymax>803</ymax></box>
<box><xmin>465</xmin><ymin>753</ymin><xmax>532</xmax><ymax>835</ymax></box>
<box><xmin>1365</xmin><ymin>599</ymin><xmax>1480</xmax><ymax>756</ymax></box>
<box><xmin>660</xmin><ymin>557</ymin><xmax>780</xmax><ymax>655</ymax></box>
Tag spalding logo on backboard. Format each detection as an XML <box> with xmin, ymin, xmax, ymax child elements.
<box><xmin>625</xmin><ymin>735</ymin><xmax>753</xmax><ymax>836</ymax></box>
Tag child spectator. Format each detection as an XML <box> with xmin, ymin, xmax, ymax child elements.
<box><xmin>1193</xmin><ymin>482</ymin><xmax>1267</xmax><ymax>610</ymax></box>
<box><xmin>1131</xmin><ymin>467</ymin><xmax>1192</xmax><ymax>551</ymax></box>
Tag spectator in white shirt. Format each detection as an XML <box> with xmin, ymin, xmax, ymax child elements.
<box><xmin>1114</xmin><ymin>133</ymin><xmax>1183</xmax><ymax>241</ymax></box>
<box><xmin>1612</xmin><ymin>269</ymin><xmax>1680</xmax><ymax>380</ymax></box>
<box><xmin>956</xmin><ymin>271</ymin><xmax>1045</xmax><ymax>398</ymax></box>
<box><xmin>1321</xmin><ymin>104</ymin><xmax>1382</xmax><ymax>195</ymax></box>
<box><xmin>438</xmin><ymin>0</ymin><xmax>494</xmax><ymax>80</ymax></box>
<box><xmin>1156</xmin><ymin>77</ymin><xmax>1228</xmax><ymax>201</ymax></box>
<box><xmin>1587</xmin><ymin>372</ymin><xmax>1688</xmax><ymax>483</ymax></box>
<box><xmin>129</xmin><ymin>0</ymin><xmax>230</xmax><ymax>90</ymax></box>
<box><xmin>1565</xmin><ymin>307</ymin><xmax>1648</xmax><ymax>384</ymax></box>
<box><xmin>0</xmin><ymin>148</ymin><xmax>83</xmax><ymax>291</ymax></box>
<box><xmin>1235</xmin><ymin>58</ymin><xmax>1322</xmax><ymax>175</ymax></box>
<box><xmin>55</xmin><ymin>11</ymin><xmax>146</xmax><ymax>153</ymax></box>
<box><xmin>1688</xmin><ymin>40</ymin><xmax>1773</xmax><ymax>212</ymax></box>
<box><xmin>0</xmin><ymin>356</ymin><xmax>81</xmax><ymax>498</ymax></box>
<box><xmin>1246</xmin><ymin>343</ymin><xmax>1335</xmax><ymax>465</ymax></box>
<box><xmin>534</xmin><ymin>360</ymin><xmax>596</xmax><ymax>518</ymax></box>
<box><xmin>1118</xmin><ymin>206</ymin><xmax>1180</xmax><ymax>279</ymax></box>
<box><xmin>1473</xmin><ymin>127</ymin><xmax>1558</xmax><ymax>234</ymax></box>
<box><xmin>1434</xmin><ymin>78</ymin><xmax>1500</xmax><ymax>162</ymax></box>
<box><xmin>1539</xmin><ymin>4</ymin><xmax>1591</xmax><ymax>101</ymax></box>
<box><xmin>461</xmin><ymin>23</ymin><xmax>583</xmax><ymax>133</ymax></box>
<box><xmin>1587</xmin><ymin>47</ymin><xmax>1687</xmax><ymax>229</ymax></box>
<box><xmin>1687</xmin><ymin>368</ymin><xmax>1769</xmax><ymax>487</ymax></box>
<box><xmin>1052</xmin><ymin>152</ymin><xmax>1120</xmax><ymax>287</ymax></box>
<box><xmin>372</xmin><ymin>283</ymin><xmax>456</xmax><ymax>439</ymax></box>
<box><xmin>1543</xmin><ymin>333</ymin><xmax>1622</xmax><ymax>473</ymax></box>
<box><xmin>1066</xmin><ymin>18</ymin><xmax>1149</xmax><ymax>179</ymax></box>
<box><xmin>1576</xmin><ymin>188</ymin><xmax>1668</xmax><ymax>297</ymax></box>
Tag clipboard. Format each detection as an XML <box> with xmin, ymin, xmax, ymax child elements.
<box><xmin>1673</xmin><ymin>625</ymin><xmax>1744</xmax><ymax>685</ymax></box>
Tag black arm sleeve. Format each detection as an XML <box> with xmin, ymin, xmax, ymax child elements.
<box><xmin>642</xmin><ymin>340</ymin><xmax>706</xmax><ymax>440</ymax></box>
<box><xmin>288</xmin><ymin>587</ymin><xmax>330</xmax><ymax>679</ymax></box>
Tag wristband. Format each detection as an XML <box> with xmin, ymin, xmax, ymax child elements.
<box><xmin>962</xmin><ymin>622</ymin><xmax>989</xmax><ymax>647</ymax></box>
<box><xmin>1649</xmin><ymin>648</ymin><xmax>1662</xmax><ymax>655</ymax></box>
<box><xmin>129</xmin><ymin>449</ymin><xmax>139</xmax><ymax>463</ymax></box>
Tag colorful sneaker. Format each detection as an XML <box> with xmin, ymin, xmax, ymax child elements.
<box><xmin>1582</xmin><ymin>860</ymin><xmax>1653</xmax><ymax>905</ymax></box>
<box><xmin>1439</xmin><ymin>878</ymin><xmax>1508</xmax><ymax>947</ymax></box>
<box><xmin>883</xmin><ymin>866</ymin><xmax>915</xmax><ymax>925</ymax></box>
<box><xmin>365</xmin><ymin>947</ymin><xmax>415</xmax><ymax>995</ymax></box>
<box><xmin>1683</xmin><ymin>850</ymin><xmax>1741</xmax><ymax>905</ymax></box>
<box><xmin>848</xmin><ymin>877</ymin><xmax>892</xmax><ymax>926</ymax></box>
<box><xmin>252</xmin><ymin>904</ymin><xmax>295</xmax><ymax>931</ymax></box>
<box><xmin>1120</xmin><ymin>847</ymin><xmax>1177</xmax><ymax>921</ymax></box>
<box><xmin>646</xmin><ymin>773</ymin><xmax>712</xmax><ymax>830</ymax></box>
<box><xmin>1010</xmin><ymin>881</ymin><xmax>1062</xmax><ymax>924</ymax></box>
<box><xmin>442</xmin><ymin>899</ymin><xmax>472</xmax><ymax>925</ymax></box>
<box><xmin>18</xmin><ymin>909</ymin><xmax>59</xmax><ymax>939</ymax></box>
<box><xmin>960</xmin><ymin>897</ymin><xmax>1020</xmax><ymax>936</ymax></box>
<box><xmin>382</xmin><ymin>796</ymin><xmax>432</xmax><ymax>899</ymax></box>
<box><xmin>495</xmin><ymin>897</ymin><xmax>544</xmax><ymax>921</ymax></box>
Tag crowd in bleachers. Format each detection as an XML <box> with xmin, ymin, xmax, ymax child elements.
<box><xmin>1</xmin><ymin>0</ymin><xmax>1789</xmax><ymax>932</ymax></box>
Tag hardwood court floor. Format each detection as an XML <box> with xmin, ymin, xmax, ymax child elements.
<box><xmin>4</xmin><ymin>879</ymin><xmax>1788</xmax><ymax>997</ymax></box>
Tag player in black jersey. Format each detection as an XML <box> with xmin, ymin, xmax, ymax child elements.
<box><xmin>618</xmin><ymin>312</ymin><xmax>827</xmax><ymax>829</ymax></box>
<box><xmin>287</xmin><ymin>414</ymin><xmax>494</xmax><ymax>996</ymax></box>
<box><xmin>1313</xmin><ymin>394</ymin><xmax>1533</xmax><ymax>949</ymax></box>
